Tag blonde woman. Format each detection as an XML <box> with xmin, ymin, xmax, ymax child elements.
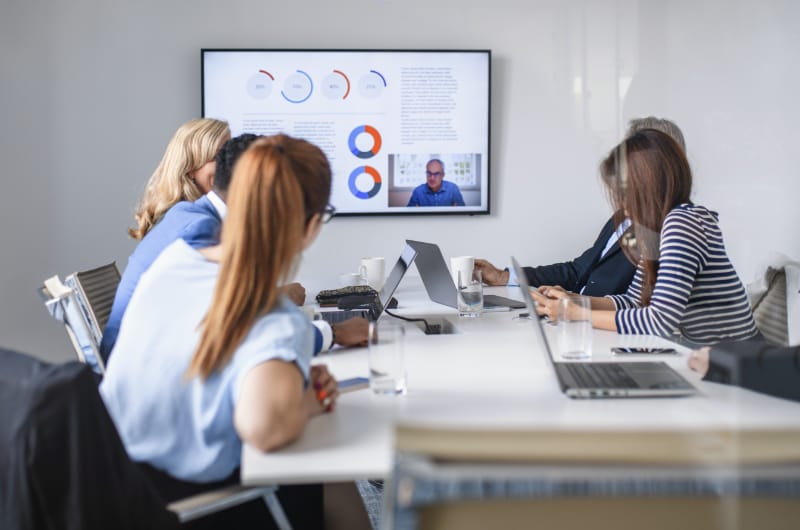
<box><xmin>129</xmin><ymin>118</ymin><xmax>230</xmax><ymax>240</ymax></box>
<box><xmin>101</xmin><ymin>135</ymin><xmax>338</xmax><ymax>525</ymax></box>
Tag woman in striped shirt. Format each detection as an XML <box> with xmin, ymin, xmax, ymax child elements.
<box><xmin>533</xmin><ymin>129</ymin><xmax>758</xmax><ymax>344</ymax></box>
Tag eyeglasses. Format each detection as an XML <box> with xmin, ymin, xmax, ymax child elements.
<box><xmin>321</xmin><ymin>205</ymin><xmax>336</xmax><ymax>224</ymax></box>
<box><xmin>426</xmin><ymin>171</ymin><xmax>443</xmax><ymax>177</ymax></box>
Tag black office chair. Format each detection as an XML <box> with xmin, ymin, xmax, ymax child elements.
<box><xmin>0</xmin><ymin>348</ymin><xmax>291</xmax><ymax>530</ymax></box>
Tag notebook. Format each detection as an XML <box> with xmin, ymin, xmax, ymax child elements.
<box><xmin>511</xmin><ymin>256</ymin><xmax>696</xmax><ymax>399</ymax></box>
<box><xmin>318</xmin><ymin>243</ymin><xmax>417</xmax><ymax>324</ymax></box>
<box><xmin>406</xmin><ymin>240</ymin><xmax>526</xmax><ymax>311</ymax></box>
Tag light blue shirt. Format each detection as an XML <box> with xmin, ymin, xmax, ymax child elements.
<box><xmin>100</xmin><ymin>240</ymin><xmax>314</xmax><ymax>483</ymax></box>
<box><xmin>407</xmin><ymin>180</ymin><xmax>466</xmax><ymax>206</ymax></box>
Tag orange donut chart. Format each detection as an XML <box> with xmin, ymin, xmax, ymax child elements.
<box><xmin>348</xmin><ymin>166</ymin><xmax>382</xmax><ymax>199</ymax></box>
<box><xmin>348</xmin><ymin>125</ymin><xmax>382</xmax><ymax>159</ymax></box>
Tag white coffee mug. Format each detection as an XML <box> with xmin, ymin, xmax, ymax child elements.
<box><xmin>339</xmin><ymin>272</ymin><xmax>365</xmax><ymax>287</ymax></box>
<box><xmin>359</xmin><ymin>257</ymin><xmax>385</xmax><ymax>291</ymax></box>
<box><xmin>450</xmin><ymin>256</ymin><xmax>475</xmax><ymax>288</ymax></box>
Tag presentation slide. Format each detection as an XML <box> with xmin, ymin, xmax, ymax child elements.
<box><xmin>202</xmin><ymin>49</ymin><xmax>491</xmax><ymax>215</ymax></box>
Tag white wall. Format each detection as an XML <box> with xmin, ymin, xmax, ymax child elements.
<box><xmin>1</xmin><ymin>0</ymin><xmax>798</xmax><ymax>363</ymax></box>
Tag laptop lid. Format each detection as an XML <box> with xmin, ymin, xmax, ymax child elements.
<box><xmin>511</xmin><ymin>256</ymin><xmax>558</xmax><ymax>371</ymax></box>
<box><xmin>375</xmin><ymin>243</ymin><xmax>417</xmax><ymax>316</ymax></box>
<box><xmin>407</xmin><ymin>240</ymin><xmax>525</xmax><ymax>310</ymax></box>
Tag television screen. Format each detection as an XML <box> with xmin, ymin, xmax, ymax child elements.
<box><xmin>202</xmin><ymin>49</ymin><xmax>491</xmax><ymax>216</ymax></box>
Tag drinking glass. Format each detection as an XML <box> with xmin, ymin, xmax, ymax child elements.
<box><xmin>368</xmin><ymin>320</ymin><xmax>407</xmax><ymax>395</ymax></box>
<box><xmin>557</xmin><ymin>295</ymin><xmax>592</xmax><ymax>359</ymax></box>
<box><xmin>457</xmin><ymin>269</ymin><xmax>484</xmax><ymax>318</ymax></box>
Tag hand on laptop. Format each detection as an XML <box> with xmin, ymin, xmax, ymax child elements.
<box><xmin>474</xmin><ymin>259</ymin><xmax>509</xmax><ymax>286</ymax></box>
<box><xmin>332</xmin><ymin>317</ymin><xmax>369</xmax><ymax>347</ymax></box>
<box><xmin>281</xmin><ymin>282</ymin><xmax>306</xmax><ymax>306</ymax></box>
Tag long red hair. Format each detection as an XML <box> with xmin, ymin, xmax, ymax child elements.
<box><xmin>188</xmin><ymin>135</ymin><xmax>331</xmax><ymax>379</ymax></box>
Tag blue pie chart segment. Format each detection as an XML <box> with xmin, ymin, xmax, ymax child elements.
<box><xmin>348</xmin><ymin>125</ymin><xmax>382</xmax><ymax>159</ymax></box>
<box><xmin>281</xmin><ymin>70</ymin><xmax>313</xmax><ymax>103</ymax></box>
<box><xmin>348</xmin><ymin>166</ymin><xmax>382</xmax><ymax>199</ymax></box>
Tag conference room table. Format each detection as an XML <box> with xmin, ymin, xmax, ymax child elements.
<box><xmin>241</xmin><ymin>278</ymin><xmax>800</xmax><ymax>486</ymax></box>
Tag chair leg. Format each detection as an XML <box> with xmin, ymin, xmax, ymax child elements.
<box><xmin>263</xmin><ymin>490</ymin><xmax>292</xmax><ymax>530</ymax></box>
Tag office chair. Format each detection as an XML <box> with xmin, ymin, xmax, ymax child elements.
<box><xmin>384</xmin><ymin>423</ymin><xmax>800</xmax><ymax>530</ymax></box>
<box><xmin>0</xmin><ymin>347</ymin><xmax>292</xmax><ymax>530</ymax></box>
<box><xmin>40</xmin><ymin>261</ymin><xmax>121</xmax><ymax>374</ymax></box>
<box><xmin>749</xmin><ymin>260</ymin><xmax>800</xmax><ymax>346</ymax></box>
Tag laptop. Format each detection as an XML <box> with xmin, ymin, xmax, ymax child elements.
<box><xmin>511</xmin><ymin>256</ymin><xmax>696</xmax><ymax>398</ymax></box>
<box><xmin>406</xmin><ymin>240</ymin><xmax>526</xmax><ymax>311</ymax></box>
<box><xmin>318</xmin><ymin>243</ymin><xmax>418</xmax><ymax>324</ymax></box>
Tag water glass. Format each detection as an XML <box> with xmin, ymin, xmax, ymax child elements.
<box><xmin>457</xmin><ymin>269</ymin><xmax>483</xmax><ymax>318</ymax></box>
<box><xmin>368</xmin><ymin>320</ymin><xmax>407</xmax><ymax>395</ymax></box>
<box><xmin>557</xmin><ymin>295</ymin><xmax>592</xmax><ymax>359</ymax></box>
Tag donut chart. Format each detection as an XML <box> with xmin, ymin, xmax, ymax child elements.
<box><xmin>348</xmin><ymin>125</ymin><xmax>382</xmax><ymax>159</ymax></box>
<box><xmin>348</xmin><ymin>166</ymin><xmax>382</xmax><ymax>199</ymax></box>
<box><xmin>281</xmin><ymin>70</ymin><xmax>313</xmax><ymax>103</ymax></box>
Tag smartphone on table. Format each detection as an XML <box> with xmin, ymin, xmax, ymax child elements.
<box><xmin>337</xmin><ymin>377</ymin><xmax>370</xmax><ymax>393</ymax></box>
<box><xmin>611</xmin><ymin>347</ymin><xmax>678</xmax><ymax>355</ymax></box>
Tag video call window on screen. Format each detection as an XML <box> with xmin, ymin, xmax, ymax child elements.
<box><xmin>202</xmin><ymin>49</ymin><xmax>491</xmax><ymax>216</ymax></box>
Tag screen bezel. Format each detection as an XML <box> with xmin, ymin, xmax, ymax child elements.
<box><xmin>201</xmin><ymin>48</ymin><xmax>492</xmax><ymax>217</ymax></box>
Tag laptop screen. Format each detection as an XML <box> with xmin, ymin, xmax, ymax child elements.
<box><xmin>511</xmin><ymin>256</ymin><xmax>557</xmax><ymax>366</ymax></box>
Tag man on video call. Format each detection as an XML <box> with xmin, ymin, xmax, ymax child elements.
<box><xmin>475</xmin><ymin>116</ymin><xmax>686</xmax><ymax>297</ymax></box>
<box><xmin>407</xmin><ymin>158</ymin><xmax>466</xmax><ymax>207</ymax></box>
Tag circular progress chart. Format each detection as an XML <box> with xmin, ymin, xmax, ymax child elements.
<box><xmin>347</xmin><ymin>125</ymin><xmax>383</xmax><ymax>200</ymax></box>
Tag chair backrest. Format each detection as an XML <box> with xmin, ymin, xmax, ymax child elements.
<box><xmin>750</xmin><ymin>260</ymin><xmax>800</xmax><ymax>346</ymax></box>
<box><xmin>40</xmin><ymin>262</ymin><xmax>120</xmax><ymax>374</ymax></box>
<box><xmin>0</xmin><ymin>347</ymin><xmax>178</xmax><ymax>530</ymax></box>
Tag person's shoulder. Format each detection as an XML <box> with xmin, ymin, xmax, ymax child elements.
<box><xmin>443</xmin><ymin>180</ymin><xmax>460</xmax><ymax>190</ymax></box>
<box><xmin>665</xmin><ymin>203</ymin><xmax>718</xmax><ymax>229</ymax></box>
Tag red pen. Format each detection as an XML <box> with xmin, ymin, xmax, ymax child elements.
<box><xmin>317</xmin><ymin>389</ymin><xmax>332</xmax><ymax>410</ymax></box>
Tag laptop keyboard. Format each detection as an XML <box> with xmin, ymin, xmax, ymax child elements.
<box><xmin>318</xmin><ymin>309</ymin><xmax>372</xmax><ymax>325</ymax></box>
<box><xmin>564</xmin><ymin>363</ymin><xmax>640</xmax><ymax>389</ymax></box>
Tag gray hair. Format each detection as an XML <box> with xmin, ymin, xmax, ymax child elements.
<box><xmin>626</xmin><ymin>117</ymin><xmax>686</xmax><ymax>151</ymax></box>
<box><xmin>426</xmin><ymin>158</ymin><xmax>445</xmax><ymax>173</ymax></box>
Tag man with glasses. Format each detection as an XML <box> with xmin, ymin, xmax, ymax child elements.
<box><xmin>407</xmin><ymin>158</ymin><xmax>466</xmax><ymax>207</ymax></box>
<box><xmin>102</xmin><ymin>134</ymin><xmax>366</xmax><ymax>359</ymax></box>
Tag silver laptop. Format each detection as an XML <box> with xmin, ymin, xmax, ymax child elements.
<box><xmin>319</xmin><ymin>243</ymin><xmax>417</xmax><ymax>324</ymax></box>
<box><xmin>511</xmin><ymin>257</ymin><xmax>696</xmax><ymax>399</ymax></box>
<box><xmin>406</xmin><ymin>240</ymin><xmax>526</xmax><ymax>311</ymax></box>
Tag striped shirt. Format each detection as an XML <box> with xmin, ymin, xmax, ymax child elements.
<box><xmin>608</xmin><ymin>204</ymin><xmax>758</xmax><ymax>344</ymax></box>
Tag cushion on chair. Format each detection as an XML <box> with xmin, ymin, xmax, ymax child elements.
<box><xmin>0</xmin><ymin>347</ymin><xmax>178</xmax><ymax>530</ymax></box>
<box><xmin>751</xmin><ymin>261</ymin><xmax>800</xmax><ymax>347</ymax></box>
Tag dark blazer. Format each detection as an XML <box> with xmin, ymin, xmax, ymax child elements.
<box><xmin>523</xmin><ymin>216</ymin><xmax>636</xmax><ymax>297</ymax></box>
<box><xmin>100</xmin><ymin>196</ymin><xmax>222</xmax><ymax>359</ymax></box>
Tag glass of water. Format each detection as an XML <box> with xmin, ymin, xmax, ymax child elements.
<box><xmin>557</xmin><ymin>295</ymin><xmax>592</xmax><ymax>359</ymax></box>
<box><xmin>367</xmin><ymin>319</ymin><xmax>407</xmax><ymax>395</ymax></box>
<box><xmin>457</xmin><ymin>269</ymin><xmax>483</xmax><ymax>318</ymax></box>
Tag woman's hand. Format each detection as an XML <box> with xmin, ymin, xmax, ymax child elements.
<box><xmin>530</xmin><ymin>285</ymin><xmax>571</xmax><ymax>320</ymax></box>
<box><xmin>306</xmin><ymin>364</ymin><xmax>339</xmax><ymax>415</ymax></box>
<box><xmin>281</xmin><ymin>282</ymin><xmax>307</xmax><ymax>306</ymax></box>
<box><xmin>687</xmin><ymin>347</ymin><xmax>711</xmax><ymax>377</ymax></box>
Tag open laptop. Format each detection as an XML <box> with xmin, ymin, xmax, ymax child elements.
<box><xmin>511</xmin><ymin>256</ymin><xmax>696</xmax><ymax>398</ymax></box>
<box><xmin>406</xmin><ymin>240</ymin><xmax>526</xmax><ymax>311</ymax></box>
<box><xmin>318</xmin><ymin>243</ymin><xmax>417</xmax><ymax>324</ymax></box>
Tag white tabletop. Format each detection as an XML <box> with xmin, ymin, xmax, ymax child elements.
<box><xmin>242</xmin><ymin>281</ymin><xmax>800</xmax><ymax>485</ymax></box>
